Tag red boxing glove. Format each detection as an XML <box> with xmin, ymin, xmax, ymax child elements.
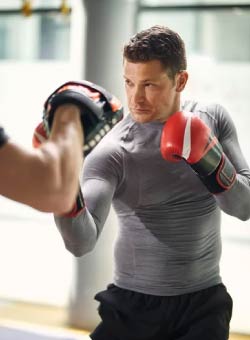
<box><xmin>32</xmin><ymin>122</ymin><xmax>85</xmax><ymax>217</ymax></box>
<box><xmin>160</xmin><ymin>111</ymin><xmax>236</xmax><ymax>194</ymax></box>
<box><xmin>32</xmin><ymin>121</ymin><xmax>47</xmax><ymax>148</ymax></box>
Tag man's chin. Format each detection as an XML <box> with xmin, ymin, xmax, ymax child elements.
<box><xmin>131</xmin><ymin>112</ymin><xmax>154</xmax><ymax>124</ymax></box>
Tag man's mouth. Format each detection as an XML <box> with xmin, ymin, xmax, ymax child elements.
<box><xmin>132</xmin><ymin>108</ymin><xmax>150</xmax><ymax>114</ymax></box>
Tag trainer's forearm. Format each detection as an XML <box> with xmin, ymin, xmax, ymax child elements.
<box><xmin>36</xmin><ymin>104</ymin><xmax>84</xmax><ymax>213</ymax></box>
<box><xmin>0</xmin><ymin>105</ymin><xmax>83</xmax><ymax>213</ymax></box>
<box><xmin>47</xmin><ymin>104</ymin><xmax>84</xmax><ymax>209</ymax></box>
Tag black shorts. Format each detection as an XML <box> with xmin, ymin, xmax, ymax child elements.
<box><xmin>90</xmin><ymin>283</ymin><xmax>233</xmax><ymax>340</ymax></box>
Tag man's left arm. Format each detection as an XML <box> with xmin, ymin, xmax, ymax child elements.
<box><xmin>214</xmin><ymin>106</ymin><xmax>250</xmax><ymax>220</ymax></box>
<box><xmin>160</xmin><ymin>104</ymin><xmax>250</xmax><ymax>221</ymax></box>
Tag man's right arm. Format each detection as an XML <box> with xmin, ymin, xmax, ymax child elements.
<box><xmin>47</xmin><ymin>80</ymin><xmax>123</xmax><ymax>256</ymax></box>
<box><xmin>54</xmin><ymin>169</ymin><xmax>117</xmax><ymax>257</ymax></box>
<box><xmin>54</xmin><ymin>131</ymin><xmax>121</xmax><ymax>257</ymax></box>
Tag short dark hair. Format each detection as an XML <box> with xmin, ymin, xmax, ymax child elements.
<box><xmin>123</xmin><ymin>25</ymin><xmax>187</xmax><ymax>79</ymax></box>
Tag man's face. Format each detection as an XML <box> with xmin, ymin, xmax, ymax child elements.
<box><xmin>123</xmin><ymin>59</ymin><xmax>187</xmax><ymax>123</ymax></box>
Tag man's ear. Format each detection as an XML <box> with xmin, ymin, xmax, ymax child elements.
<box><xmin>176</xmin><ymin>71</ymin><xmax>188</xmax><ymax>92</ymax></box>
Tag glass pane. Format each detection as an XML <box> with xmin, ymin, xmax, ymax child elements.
<box><xmin>0</xmin><ymin>11</ymin><xmax>70</xmax><ymax>60</ymax></box>
<box><xmin>39</xmin><ymin>15</ymin><xmax>70</xmax><ymax>60</ymax></box>
<box><xmin>138</xmin><ymin>9</ymin><xmax>250</xmax><ymax>62</ymax></box>
<box><xmin>140</xmin><ymin>0</ymin><xmax>250</xmax><ymax>5</ymax></box>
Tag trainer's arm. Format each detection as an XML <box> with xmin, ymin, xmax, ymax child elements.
<box><xmin>214</xmin><ymin>108</ymin><xmax>250</xmax><ymax>220</ymax></box>
<box><xmin>0</xmin><ymin>104</ymin><xmax>83</xmax><ymax>214</ymax></box>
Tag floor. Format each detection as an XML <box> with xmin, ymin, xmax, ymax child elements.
<box><xmin>0</xmin><ymin>300</ymin><xmax>90</xmax><ymax>337</ymax></box>
<box><xmin>0</xmin><ymin>300</ymin><xmax>249</xmax><ymax>340</ymax></box>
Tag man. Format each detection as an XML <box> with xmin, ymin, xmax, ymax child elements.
<box><xmin>53</xmin><ymin>26</ymin><xmax>250</xmax><ymax>339</ymax></box>
<box><xmin>0</xmin><ymin>103</ymin><xmax>83</xmax><ymax>214</ymax></box>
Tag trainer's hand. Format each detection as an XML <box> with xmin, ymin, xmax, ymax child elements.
<box><xmin>43</xmin><ymin>80</ymin><xmax>123</xmax><ymax>156</ymax></box>
<box><xmin>160</xmin><ymin>111</ymin><xmax>236</xmax><ymax>194</ymax></box>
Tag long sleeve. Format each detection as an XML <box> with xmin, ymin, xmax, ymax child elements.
<box><xmin>54</xmin><ymin>135</ymin><xmax>122</xmax><ymax>257</ymax></box>
<box><xmin>54</xmin><ymin>177</ymin><xmax>115</xmax><ymax>256</ymax></box>
<box><xmin>213</xmin><ymin>105</ymin><xmax>250</xmax><ymax>220</ymax></box>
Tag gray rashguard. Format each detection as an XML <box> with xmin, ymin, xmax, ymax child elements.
<box><xmin>55</xmin><ymin>100</ymin><xmax>250</xmax><ymax>296</ymax></box>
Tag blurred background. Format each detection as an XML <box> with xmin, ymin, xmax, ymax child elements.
<box><xmin>0</xmin><ymin>0</ymin><xmax>249</xmax><ymax>338</ymax></box>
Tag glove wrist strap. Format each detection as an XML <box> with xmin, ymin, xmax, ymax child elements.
<box><xmin>193</xmin><ymin>154</ymin><xmax>236</xmax><ymax>194</ymax></box>
<box><xmin>62</xmin><ymin>187</ymin><xmax>85</xmax><ymax>218</ymax></box>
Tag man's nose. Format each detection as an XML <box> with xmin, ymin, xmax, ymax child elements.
<box><xmin>133</xmin><ymin>87</ymin><xmax>145</xmax><ymax>103</ymax></box>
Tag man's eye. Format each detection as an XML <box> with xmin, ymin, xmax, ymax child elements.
<box><xmin>125</xmin><ymin>80</ymin><xmax>132</xmax><ymax>86</ymax></box>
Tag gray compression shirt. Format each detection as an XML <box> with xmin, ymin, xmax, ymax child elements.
<box><xmin>55</xmin><ymin>100</ymin><xmax>250</xmax><ymax>296</ymax></box>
